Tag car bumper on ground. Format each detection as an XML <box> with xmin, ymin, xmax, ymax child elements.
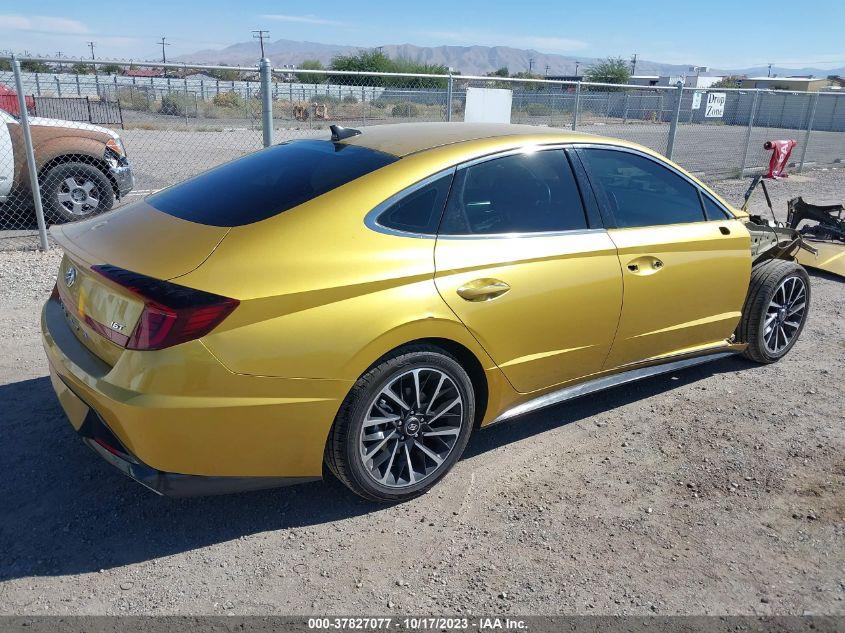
<box><xmin>41</xmin><ymin>296</ymin><xmax>350</xmax><ymax>495</ymax></box>
<box><xmin>109</xmin><ymin>162</ymin><xmax>134</xmax><ymax>198</ymax></box>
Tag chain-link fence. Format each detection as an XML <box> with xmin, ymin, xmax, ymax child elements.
<box><xmin>3</xmin><ymin>55</ymin><xmax>844</xmax><ymax>251</ymax></box>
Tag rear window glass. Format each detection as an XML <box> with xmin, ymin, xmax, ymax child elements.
<box><xmin>147</xmin><ymin>140</ymin><xmax>397</xmax><ymax>227</ymax></box>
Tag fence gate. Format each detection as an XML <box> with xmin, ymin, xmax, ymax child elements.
<box><xmin>32</xmin><ymin>96</ymin><xmax>123</xmax><ymax>126</ymax></box>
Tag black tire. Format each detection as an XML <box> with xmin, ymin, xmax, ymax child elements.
<box><xmin>737</xmin><ymin>259</ymin><xmax>810</xmax><ymax>364</ymax></box>
<box><xmin>42</xmin><ymin>162</ymin><xmax>115</xmax><ymax>223</ymax></box>
<box><xmin>325</xmin><ymin>344</ymin><xmax>475</xmax><ymax>503</ymax></box>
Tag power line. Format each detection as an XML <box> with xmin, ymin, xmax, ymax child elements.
<box><xmin>252</xmin><ymin>30</ymin><xmax>270</xmax><ymax>58</ymax></box>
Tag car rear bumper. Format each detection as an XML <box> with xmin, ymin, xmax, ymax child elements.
<box><xmin>66</xmin><ymin>392</ymin><xmax>316</xmax><ymax>497</ymax></box>
<box><xmin>41</xmin><ymin>295</ymin><xmax>349</xmax><ymax>493</ymax></box>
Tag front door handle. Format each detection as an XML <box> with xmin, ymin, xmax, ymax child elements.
<box><xmin>626</xmin><ymin>256</ymin><xmax>664</xmax><ymax>275</ymax></box>
<box><xmin>456</xmin><ymin>278</ymin><xmax>511</xmax><ymax>302</ymax></box>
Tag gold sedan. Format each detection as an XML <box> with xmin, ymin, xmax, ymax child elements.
<box><xmin>42</xmin><ymin>123</ymin><xmax>811</xmax><ymax>501</ymax></box>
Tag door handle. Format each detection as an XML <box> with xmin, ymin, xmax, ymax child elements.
<box><xmin>719</xmin><ymin>226</ymin><xmax>731</xmax><ymax>235</ymax></box>
<box><xmin>626</xmin><ymin>256</ymin><xmax>664</xmax><ymax>275</ymax></box>
<box><xmin>456</xmin><ymin>278</ymin><xmax>511</xmax><ymax>302</ymax></box>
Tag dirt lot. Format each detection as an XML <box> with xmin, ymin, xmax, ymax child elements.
<box><xmin>0</xmin><ymin>169</ymin><xmax>843</xmax><ymax>616</ymax></box>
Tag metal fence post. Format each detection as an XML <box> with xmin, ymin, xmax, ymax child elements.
<box><xmin>571</xmin><ymin>82</ymin><xmax>581</xmax><ymax>131</ymax></box>
<box><xmin>259</xmin><ymin>58</ymin><xmax>274</xmax><ymax>147</ymax></box>
<box><xmin>739</xmin><ymin>90</ymin><xmax>760</xmax><ymax>176</ymax></box>
<box><xmin>12</xmin><ymin>59</ymin><xmax>49</xmax><ymax>251</ymax></box>
<box><xmin>446</xmin><ymin>70</ymin><xmax>453</xmax><ymax>122</ymax></box>
<box><xmin>665</xmin><ymin>81</ymin><xmax>684</xmax><ymax>159</ymax></box>
<box><xmin>798</xmin><ymin>92</ymin><xmax>819</xmax><ymax>172</ymax></box>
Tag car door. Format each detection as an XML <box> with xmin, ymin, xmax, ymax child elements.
<box><xmin>0</xmin><ymin>111</ymin><xmax>14</xmax><ymax>201</ymax></box>
<box><xmin>577</xmin><ymin>146</ymin><xmax>751</xmax><ymax>370</ymax></box>
<box><xmin>434</xmin><ymin>147</ymin><xmax>623</xmax><ymax>394</ymax></box>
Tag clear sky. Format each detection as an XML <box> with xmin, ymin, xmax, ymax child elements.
<box><xmin>2</xmin><ymin>0</ymin><xmax>844</xmax><ymax>70</ymax></box>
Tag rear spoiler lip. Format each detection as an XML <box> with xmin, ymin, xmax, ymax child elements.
<box><xmin>48</xmin><ymin>223</ymin><xmax>102</xmax><ymax>268</ymax></box>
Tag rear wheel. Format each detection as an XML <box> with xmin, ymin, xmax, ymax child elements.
<box><xmin>42</xmin><ymin>162</ymin><xmax>115</xmax><ymax>222</ymax></box>
<box><xmin>737</xmin><ymin>259</ymin><xmax>810</xmax><ymax>363</ymax></box>
<box><xmin>325</xmin><ymin>345</ymin><xmax>475</xmax><ymax>502</ymax></box>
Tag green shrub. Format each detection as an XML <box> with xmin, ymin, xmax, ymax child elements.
<box><xmin>212</xmin><ymin>90</ymin><xmax>243</xmax><ymax>108</ymax></box>
<box><xmin>312</xmin><ymin>93</ymin><xmax>340</xmax><ymax>104</ymax></box>
<box><xmin>391</xmin><ymin>102</ymin><xmax>419</xmax><ymax>117</ymax></box>
<box><xmin>158</xmin><ymin>93</ymin><xmax>196</xmax><ymax>117</ymax></box>
<box><xmin>116</xmin><ymin>87</ymin><xmax>151</xmax><ymax>111</ymax></box>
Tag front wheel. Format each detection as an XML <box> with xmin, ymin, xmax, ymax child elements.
<box><xmin>325</xmin><ymin>345</ymin><xmax>475</xmax><ymax>502</ymax></box>
<box><xmin>42</xmin><ymin>162</ymin><xmax>115</xmax><ymax>222</ymax></box>
<box><xmin>737</xmin><ymin>259</ymin><xmax>810</xmax><ymax>364</ymax></box>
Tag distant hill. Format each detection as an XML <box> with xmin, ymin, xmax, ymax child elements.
<box><xmin>176</xmin><ymin>38</ymin><xmax>844</xmax><ymax>78</ymax></box>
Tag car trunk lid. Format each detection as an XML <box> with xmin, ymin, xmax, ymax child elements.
<box><xmin>50</xmin><ymin>201</ymin><xmax>230</xmax><ymax>364</ymax></box>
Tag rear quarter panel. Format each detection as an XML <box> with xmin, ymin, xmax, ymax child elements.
<box><xmin>175</xmin><ymin>151</ymin><xmax>504</xmax><ymax>384</ymax></box>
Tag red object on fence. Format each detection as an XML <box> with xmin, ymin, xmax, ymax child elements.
<box><xmin>0</xmin><ymin>83</ymin><xmax>35</xmax><ymax>116</ymax></box>
<box><xmin>763</xmin><ymin>139</ymin><xmax>797</xmax><ymax>179</ymax></box>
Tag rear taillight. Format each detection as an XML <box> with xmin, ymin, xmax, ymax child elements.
<box><xmin>91</xmin><ymin>264</ymin><xmax>239</xmax><ymax>351</ymax></box>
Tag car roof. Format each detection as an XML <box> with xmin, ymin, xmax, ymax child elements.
<box><xmin>339</xmin><ymin>122</ymin><xmax>605</xmax><ymax>157</ymax></box>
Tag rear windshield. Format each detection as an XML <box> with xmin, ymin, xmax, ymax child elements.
<box><xmin>147</xmin><ymin>140</ymin><xmax>398</xmax><ymax>227</ymax></box>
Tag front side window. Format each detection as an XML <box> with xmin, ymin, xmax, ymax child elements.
<box><xmin>375</xmin><ymin>173</ymin><xmax>453</xmax><ymax>234</ymax></box>
<box><xmin>439</xmin><ymin>150</ymin><xmax>588</xmax><ymax>235</ymax></box>
<box><xmin>702</xmin><ymin>194</ymin><xmax>731</xmax><ymax>220</ymax></box>
<box><xmin>580</xmin><ymin>148</ymin><xmax>705</xmax><ymax>228</ymax></box>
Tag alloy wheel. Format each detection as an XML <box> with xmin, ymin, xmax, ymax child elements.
<box><xmin>57</xmin><ymin>176</ymin><xmax>100</xmax><ymax>216</ymax></box>
<box><xmin>359</xmin><ymin>368</ymin><xmax>464</xmax><ymax>488</ymax></box>
<box><xmin>763</xmin><ymin>275</ymin><xmax>807</xmax><ymax>354</ymax></box>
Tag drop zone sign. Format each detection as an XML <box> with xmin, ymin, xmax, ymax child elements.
<box><xmin>705</xmin><ymin>92</ymin><xmax>726</xmax><ymax>118</ymax></box>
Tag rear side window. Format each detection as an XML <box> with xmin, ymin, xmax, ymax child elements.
<box><xmin>581</xmin><ymin>148</ymin><xmax>705</xmax><ymax>228</ymax></box>
<box><xmin>376</xmin><ymin>173</ymin><xmax>453</xmax><ymax>235</ymax></box>
<box><xmin>148</xmin><ymin>140</ymin><xmax>397</xmax><ymax>227</ymax></box>
<box><xmin>439</xmin><ymin>150</ymin><xmax>588</xmax><ymax>235</ymax></box>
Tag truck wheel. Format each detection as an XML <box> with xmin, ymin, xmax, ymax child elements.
<box><xmin>42</xmin><ymin>162</ymin><xmax>115</xmax><ymax>223</ymax></box>
<box><xmin>737</xmin><ymin>259</ymin><xmax>810</xmax><ymax>364</ymax></box>
<box><xmin>325</xmin><ymin>345</ymin><xmax>475</xmax><ymax>503</ymax></box>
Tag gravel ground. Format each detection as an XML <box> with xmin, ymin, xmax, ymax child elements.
<box><xmin>0</xmin><ymin>169</ymin><xmax>843</xmax><ymax>616</ymax></box>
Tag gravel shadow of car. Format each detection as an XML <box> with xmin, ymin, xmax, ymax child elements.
<box><xmin>1</xmin><ymin>356</ymin><xmax>749</xmax><ymax>580</ymax></box>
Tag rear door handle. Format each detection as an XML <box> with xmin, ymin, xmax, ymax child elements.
<box><xmin>719</xmin><ymin>226</ymin><xmax>731</xmax><ymax>235</ymax></box>
<box><xmin>456</xmin><ymin>278</ymin><xmax>511</xmax><ymax>302</ymax></box>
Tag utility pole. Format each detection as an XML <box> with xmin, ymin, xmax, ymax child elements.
<box><xmin>252</xmin><ymin>30</ymin><xmax>270</xmax><ymax>58</ymax></box>
<box><xmin>544</xmin><ymin>64</ymin><xmax>550</xmax><ymax>77</ymax></box>
<box><xmin>87</xmin><ymin>41</ymin><xmax>96</xmax><ymax>60</ymax></box>
<box><xmin>630</xmin><ymin>53</ymin><xmax>638</xmax><ymax>75</ymax></box>
<box><xmin>158</xmin><ymin>36</ymin><xmax>171</xmax><ymax>77</ymax></box>
<box><xmin>767</xmin><ymin>63</ymin><xmax>772</xmax><ymax>77</ymax></box>
<box><xmin>528</xmin><ymin>57</ymin><xmax>535</xmax><ymax>74</ymax></box>
<box><xmin>574</xmin><ymin>60</ymin><xmax>580</xmax><ymax>76</ymax></box>
<box><xmin>55</xmin><ymin>51</ymin><xmax>64</xmax><ymax>72</ymax></box>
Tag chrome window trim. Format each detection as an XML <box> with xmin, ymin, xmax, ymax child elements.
<box><xmin>363</xmin><ymin>140</ymin><xmax>732</xmax><ymax>240</ymax></box>
<box><xmin>363</xmin><ymin>167</ymin><xmax>456</xmax><ymax>239</ymax></box>
<box><xmin>436</xmin><ymin>227</ymin><xmax>607</xmax><ymax>240</ymax></box>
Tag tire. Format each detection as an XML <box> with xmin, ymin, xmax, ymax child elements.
<box><xmin>325</xmin><ymin>345</ymin><xmax>476</xmax><ymax>503</ymax></box>
<box><xmin>737</xmin><ymin>259</ymin><xmax>810</xmax><ymax>364</ymax></box>
<box><xmin>42</xmin><ymin>162</ymin><xmax>115</xmax><ymax>223</ymax></box>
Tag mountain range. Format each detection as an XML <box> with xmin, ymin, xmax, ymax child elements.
<box><xmin>176</xmin><ymin>38</ymin><xmax>843</xmax><ymax>78</ymax></box>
